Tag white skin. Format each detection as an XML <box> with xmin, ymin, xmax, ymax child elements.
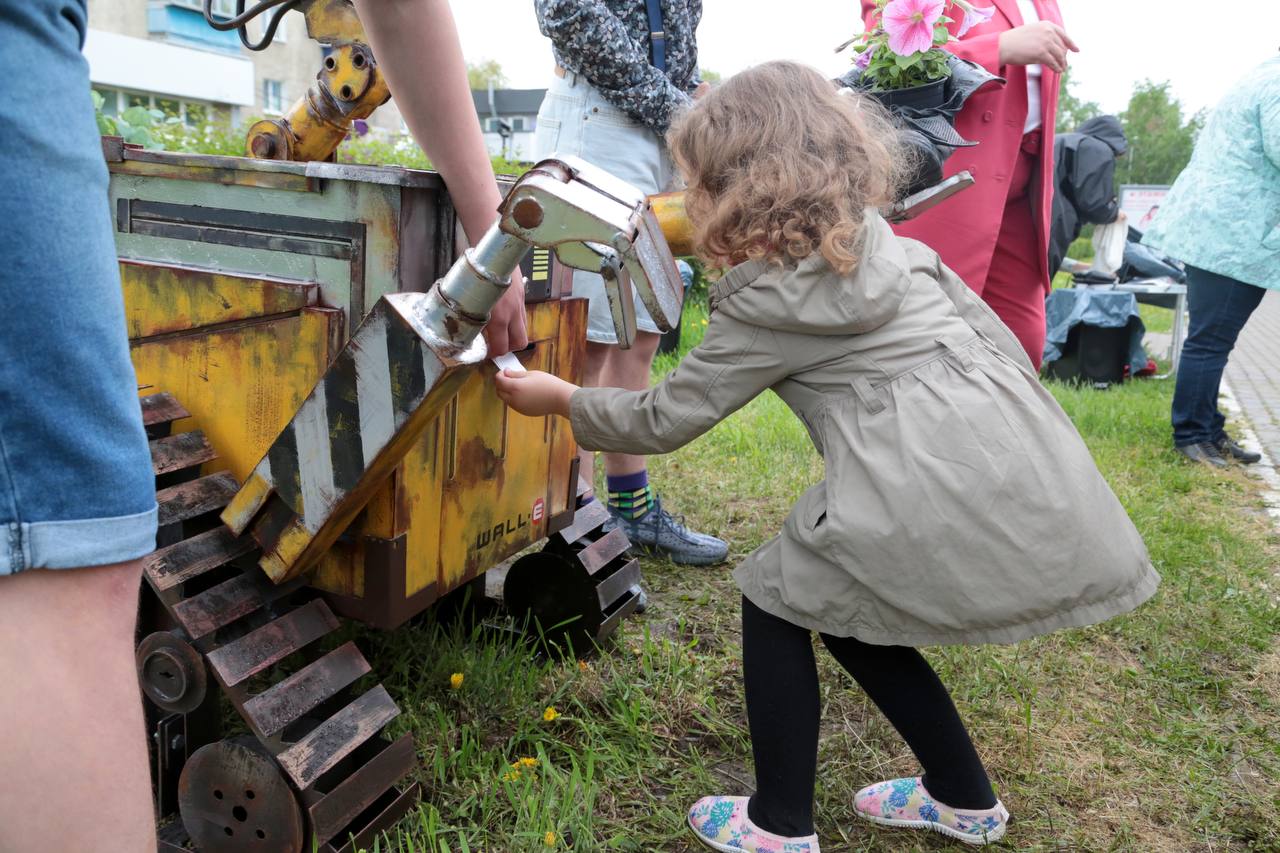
<box><xmin>998</xmin><ymin>20</ymin><xmax>1079</xmax><ymax>74</ymax></box>
<box><xmin>3</xmin><ymin>4</ymin><xmax>536</xmax><ymax>850</ymax></box>
<box><xmin>0</xmin><ymin>560</ymin><xmax>155</xmax><ymax>852</ymax></box>
<box><xmin>354</xmin><ymin>0</ymin><xmax>529</xmax><ymax>355</ymax></box>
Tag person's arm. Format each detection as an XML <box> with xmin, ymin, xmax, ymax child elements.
<box><xmin>353</xmin><ymin>0</ymin><xmax>528</xmax><ymax>356</ymax></box>
<box><xmin>535</xmin><ymin>0</ymin><xmax>692</xmax><ymax>134</ymax></box>
<box><xmin>495</xmin><ymin>314</ymin><xmax>791</xmax><ymax>455</ymax></box>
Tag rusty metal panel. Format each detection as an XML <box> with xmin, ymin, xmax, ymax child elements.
<box><xmin>578</xmin><ymin>528</ymin><xmax>631</xmax><ymax>577</ymax></box>
<box><xmin>555</xmin><ymin>500</ymin><xmax>610</xmax><ymax>547</ymax></box>
<box><xmin>171</xmin><ymin>571</ymin><xmax>300</xmax><ymax>642</ymax></box>
<box><xmin>150</xmin><ymin>431</ymin><xmax>217</xmax><ymax>476</ymax></box>
<box><xmin>242</xmin><ymin>641</ymin><xmax>371</xmax><ymax>738</ymax></box>
<box><xmin>323</xmin><ymin>782</ymin><xmax>421</xmax><ymax>853</ymax></box>
<box><xmin>144</xmin><ymin>527</ymin><xmax>256</xmax><ymax>592</ymax></box>
<box><xmin>110</xmin><ymin>153</ymin><xmax>318</xmax><ymax>193</ymax></box>
<box><xmin>595</xmin><ymin>559</ymin><xmax>642</xmax><ymax>611</ymax></box>
<box><xmin>274</xmin><ymin>685</ymin><xmax>399</xmax><ymax>790</ymax></box>
<box><xmin>131</xmin><ymin>308</ymin><xmax>340</xmax><ymax>483</ymax></box>
<box><xmin>121</xmin><ymin>260</ymin><xmax>317</xmax><ymax>338</ymax></box>
<box><xmin>155</xmin><ymin>471</ymin><xmax>239</xmax><ymax>527</ymax></box>
<box><xmin>140</xmin><ymin>392</ymin><xmax>190</xmax><ymax>428</ymax></box>
<box><xmin>206</xmin><ymin>599</ymin><xmax>338</xmax><ymax>688</ymax></box>
<box><xmin>309</xmin><ymin>733</ymin><xmax>415</xmax><ymax>846</ymax></box>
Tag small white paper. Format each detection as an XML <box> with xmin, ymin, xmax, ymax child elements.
<box><xmin>492</xmin><ymin>352</ymin><xmax>526</xmax><ymax>374</ymax></box>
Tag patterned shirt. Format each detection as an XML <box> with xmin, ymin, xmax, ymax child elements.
<box><xmin>535</xmin><ymin>0</ymin><xmax>702</xmax><ymax>134</ymax></box>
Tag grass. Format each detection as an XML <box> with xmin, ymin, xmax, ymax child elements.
<box><xmin>344</xmin><ymin>302</ymin><xmax>1280</xmax><ymax>852</ymax></box>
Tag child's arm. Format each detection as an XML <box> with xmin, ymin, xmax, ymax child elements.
<box><xmin>495</xmin><ymin>314</ymin><xmax>791</xmax><ymax>456</ymax></box>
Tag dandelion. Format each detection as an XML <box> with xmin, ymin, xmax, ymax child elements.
<box><xmin>520</xmin><ymin>756</ymin><xmax>539</xmax><ymax>767</ymax></box>
<box><xmin>578</xmin><ymin>659</ymin><xmax>590</xmax><ymax>672</ymax></box>
<box><xmin>700</xmin><ymin>318</ymin><xmax>708</xmax><ymax>326</ymax></box>
<box><xmin>543</xmin><ymin>706</ymin><xmax>560</xmax><ymax>722</ymax></box>
<box><xmin>882</xmin><ymin>0</ymin><xmax>945</xmax><ymax>56</ymax></box>
<box><xmin>449</xmin><ymin>672</ymin><xmax>464</xmax><ymax>689</ymax></box>
<box><xmin>544</xmin><ymin>831</ymin><xmax>557</xmax><ymax>846</ymax></box>
<box><xmin>502</xmin><ymin>769</ymin><xmax>521</xmax><ymax>782</ymax></box>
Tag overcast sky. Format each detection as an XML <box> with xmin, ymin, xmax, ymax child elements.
<box><xmin>452</xmin><ymin>1</ymin><xmax>1278</xmax><ymax>118</ymax></box>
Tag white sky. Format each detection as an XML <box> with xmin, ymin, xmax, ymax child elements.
<box><xmin>452</xmin><ymin>1</ymin><xmax>1279</xmax><ymax>118</ymax></box>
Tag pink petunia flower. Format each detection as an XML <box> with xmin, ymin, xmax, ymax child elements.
<box><xmin>855</xmin><ymin>42</ymin><xmax>878</xmax><ymax>69</ymax></box>
<box><xmin>952</xmin><ymin>0</ymin><xmax>996</xmax><ymax>37</ymax></box>
<box><xmin>882</xmin><ymin>0</ymin><xmax>945</xmax><ymax>56</ymax></box>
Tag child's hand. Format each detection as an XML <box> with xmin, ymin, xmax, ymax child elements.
<box><xmin>493</xmin><ymin>369</ymin><xmax>577</xmax><ymax>418</ymax></box>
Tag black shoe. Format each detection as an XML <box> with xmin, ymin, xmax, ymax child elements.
<box><xmin>1176</xmin><ymin>441</ymin><xmax>1229</xmax><ymax>469</ymax></box>
<box><xmin>1216</xmin><ymin>435</ymin><xmax>1262</xmax><ymax>464</ymax></box>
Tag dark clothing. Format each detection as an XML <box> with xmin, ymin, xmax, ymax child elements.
<box><xmin>1049</xmin><ymin>115</ymin><xmax>1128</xmax><ymax>276</ymax></box>
<box><xmin>534</xmin><ymin>0</ymin><xmax>701</xmax><ymax>134</ymax></box>
<box><xmin>741</xmin><ymin>596</ymin><xmax>994</xmax><ymax>838</ymax></box>
<box><xmin>1172</xmin><ymin>266</ymin><xmax>1266</xmax><ymax>447</ymax></box>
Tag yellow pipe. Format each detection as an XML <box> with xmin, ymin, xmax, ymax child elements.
<box><xmin>648</xmin><ymin>191</ymin><xmax>694</xmax><ymax>258</ymax></box>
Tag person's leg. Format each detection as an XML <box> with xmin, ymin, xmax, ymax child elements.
<box><xmin>980</xmin><ymin>140</ymin><xmax>1048</xmax><ymax>370</ymax></box>
<box><xmin>0</xmin><ymin>561</ymin><xmax>154</xmax><ymax>852</ymax></box>
<box><xmin>818</xmin><ymin>633</ymin><xmax>995</xmax><ymax>810</ymax></box>
<box><xmin>740</xmin><ymin>596</ymin><xmax>821</xmax><ymax>837</ymax></box>
<box><xmin>1171</xmin><ymin>265</ymin><xmax>1266</xmax><ymax>448</ymax></box>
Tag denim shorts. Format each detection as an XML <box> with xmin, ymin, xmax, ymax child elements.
<box><xmin>532</xmin><ymin>73</ymin><xmax>677</xmax><ymax>344</ymax></box>
<box><xmin>0</xmin><ymin>0</ymin><xmax>158</xmax><ymax>574</ymax></box>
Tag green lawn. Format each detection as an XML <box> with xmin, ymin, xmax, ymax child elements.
<box><xmin>355</xmin><ymin>303</ymin><xmax>1280</xmax><ymax>852</ymax></box>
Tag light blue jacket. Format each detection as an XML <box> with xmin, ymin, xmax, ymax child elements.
<box><xmin>1143</xmin><ymin>56</ymin><xmax>1280</xmax><ymax>290</ymax></box>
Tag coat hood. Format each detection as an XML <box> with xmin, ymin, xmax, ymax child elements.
<box><xmin>708</xmin><ymin>214</ymin><xmax>912</xmax><ymax>335</ymax></box>
<box><xmin>1078</xmin><ymin>115</ymin><xmax>1127</xmax><ymax>155</ymax></box>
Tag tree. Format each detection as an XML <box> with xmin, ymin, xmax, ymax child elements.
<box><xmin>1055</xmin><ymin>66</ymin><xmax>1100</xmax><ymax>133</ymax></box>
<box><xmin>700</xmin><ymin>68</ymin><xmax>722</xmax><ymax>84</ymax></box>
<box><xmin>1116</xmin><ymin>80</ymin><xmax>1202</xmax><ymax>186</ymax></box>
<box><xmin>467</xmin><ymin>60</ymin><xmax>508</xmax><ymax>91</ymax></box>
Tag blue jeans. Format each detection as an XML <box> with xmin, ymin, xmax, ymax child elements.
<box><xmin>0</xmin><ymin>0</ymin><xmax>157</xmax><ymax>573</ymax></box>
<box><xmin>1171</xmin><ymin>265</ymin><xmax>1266</xmax><ymax>447</ymax></box>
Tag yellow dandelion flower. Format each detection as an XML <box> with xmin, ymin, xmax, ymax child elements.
<box><xmin>449</xmin><ymin>672</ymin><xmax>464</xmax><ymax>689</ymax></box>
<box><xmin>520</xmin><ymin>756</ymin><xmax>539</xmax><ymax>767</ymax></box>
<box><xmin>502</xmin><ymin>770</ymin><xmax>520</xmax><ymax>782</ymax></box>
<box><xmin>544</xmin><ymin>831</ymin><xmax>557</xmax><ymax>846</ymax></box>
<box><xmin>700</xmin><ymin>318</ymin><xmax>708</xmax><ymax>326</ymax></box>
<box><xmin>542</xmin><ymin>706</ymin><xmax>560</xmax><ymax>722</ymax></box>
<box><xmin>578</xmin><ymin>660</ymin><xmax>590</xmax><ymax>672</ymax></box>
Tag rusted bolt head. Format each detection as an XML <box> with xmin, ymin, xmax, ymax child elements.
<box><xmin>512</xmin><ymin>197</ymin><xmax>544</xmax><ymax>229</ymax></box>
<box><xmin>250</xmin><ymin>134</ymin><xmax>276</xmax><ymax>158</ymax></box>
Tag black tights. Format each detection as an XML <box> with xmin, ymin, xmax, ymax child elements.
<box><xmin>741</xmin><ymin>596</ymin><xmax>995</xmax><ymax>838</ymax></box>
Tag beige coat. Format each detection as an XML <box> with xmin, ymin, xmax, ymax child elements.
<box><xmin>570</xmin><ymin>215</ymin><xmax>1159</xmax><ymax>645</ymax></box>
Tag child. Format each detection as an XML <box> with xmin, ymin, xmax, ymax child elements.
<box><xmin>495</xmin><ymin>61</ymin><xmax>1158</xmax><ymax>851</ymax></box>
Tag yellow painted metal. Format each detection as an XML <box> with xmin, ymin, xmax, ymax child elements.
<box><xmin>223</xmin><ymin>472</ymin><xmax>273</xmax><ymax>537</ymax></box>
<box><xmin>246</xmin><ymin>0</ymin><xmax>390</xmax><ymax>162</ymax></box>
<box><xmin>648</xmin><ymin>191</ymin><xmax>694</xmax><ymax>257</ymax></box>
<box><xmin>130</xmin><ymin>307</ymin><xmax>341</xmax><ymax>482</ymax></box>
<box><xmin>121</xmin><ymin>260</ymin><xmax>317</xmax><ymax>338</ymax></box>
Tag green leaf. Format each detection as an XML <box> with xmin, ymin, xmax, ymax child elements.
<box><xmin>95</xmin><ymin>114</ymin><xmax>116</xmax><ymax>136</ymax></box>
<box><xmin>121</xmin><ymin>106</ymin><xmax>153</xmax><ymax>126</ymax></box>
<box><xmin>91</xmin><ymin>90</ymin><xmax>104</xmax><ymax>111</ymax></box>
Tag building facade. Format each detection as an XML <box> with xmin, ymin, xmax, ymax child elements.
<box><xmin>85</xmin><ymin>0</ymin><xmax>404</xmax><ymax>140</ymax></box>
<box><xmin>472</xmin><ymin>88</ymin><xmax>546</xmax><ymax>160</ymax></box>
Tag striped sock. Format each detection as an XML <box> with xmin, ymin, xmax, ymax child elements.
<box><xmin>607</xmin><ymin>470</ymin><xmax>654</xmax><ymax>520</ymax></box>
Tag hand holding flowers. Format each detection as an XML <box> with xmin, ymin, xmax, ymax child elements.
<box><xmin>845</xmin><ymin>0</ymin><xmax>995</xmax><ymax>90</ymax></box>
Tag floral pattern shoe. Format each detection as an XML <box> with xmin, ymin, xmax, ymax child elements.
<box><xmin>854</xmin><ymin>777</ymin><xmax>1010</xmax><ymax>846</ymax></box>
<box><xmin>687</xmin><ymin>796</ymin><xmax>820</xmax><ymax>852</ymax></box>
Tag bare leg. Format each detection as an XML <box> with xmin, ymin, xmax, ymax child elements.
<box><xmin>0</xmin><ymin>561</ymin><xmax>155</xmax><ymax>852</ymax></box>
<box><xmin>577</xmin><ymin>332</ymin><xmax>661</xmax><ymax>490</ymax></box>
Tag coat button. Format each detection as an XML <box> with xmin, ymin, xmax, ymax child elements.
<box><xmin>982</xmin><ymin>110</ymin><xmax>993</xmax><ymax>122</ymax></box>
<box><xmin>969</xmin><ymin>165</ymin><xmax>979</xmax><ymax>177</ymax></box>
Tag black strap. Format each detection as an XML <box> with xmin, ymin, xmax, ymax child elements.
<box><xmin>644</xmin><ymin>0</ymin><xmax>666</xmax><ymax>72</ymax></box>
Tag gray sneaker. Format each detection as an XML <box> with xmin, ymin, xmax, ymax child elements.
<box><xmin>606</xmin><ymin>494</ymin><xmax>728</xmax><ymax>566</ymax></box>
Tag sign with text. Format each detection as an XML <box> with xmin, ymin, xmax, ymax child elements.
<box><xmin>1120</xmin><ymin>185</ymin><xmax>1171</xmax><ymax>233</ymax></box>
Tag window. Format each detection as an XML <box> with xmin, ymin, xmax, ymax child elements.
<box><xmin>184</xmin><ymin>103</ymin><xmax>208</xmax><ymax>128</ymax></box>
<box><xmin>510</xmin><ymin>117</ymin><xmax>529</xmax><ymax>133</ymax></box>
<box><xmin>171</xmin><ymin>0</ymin><xmax>236</xmax><ymax>18</ymax></box>
<box><xmin>93</xmin><ymin>87</ymin><xmax>214</xmax><ymax>128</ymax></box>
<box><xmin>156</xmin><ymin>98</ymin><xmax>182</xmax><ymax>120</ymax></box>
<box><xmin>263</xmin><ymin>79</ymin><xmax>284</xmax><ymax>114</ymax></box>
<box><xmin>126</xmin><ymin>92</ymin><xmax>152</xmax><ymax>110</ymax></box>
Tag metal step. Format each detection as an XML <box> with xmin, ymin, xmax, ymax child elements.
<box><xmin>307</xmin><ymin>734</ymin><xmax>416</xmax><ymax>847</ymax></box>
<box><xmin>144</xmin><ymin>526</ymin><xmax>256</xmax><ymax>592</ymax></box>
<box><xmin>243</xmin><ymin>641</ymin><xmax>371</xmax><ymax>738</ymax></box>
<box><xmin>171</xmin><ymin>570</ymin><xmax>302</xmax><ymax>641</ymax></box>
<box><xmin>149</xmin><ymin>431</ymin><xmax>217</xmax><ymax>476</ymax></box>
<box><xmin>577</xmin><ymin>527</ymin><xmax>630</xmax><ymax>575</ymax></box>
<box><xmin>140</xmin><ymin>392</ymin><xmax>191</xmax><ymax>428</ymax></box>
<box><xmin>206</xmin><ymin>599</ymin><xmax>338</xmax><ymax>687</ymax></box>
<box><xmin>156</xmin><ymin>470</ymin><xmax>239</xmax><ymax>527</ymax></box>
<box><xmin>275</xmin><ymin>685</ymin><xmax>400</xmax><ymax>790</ymax></box>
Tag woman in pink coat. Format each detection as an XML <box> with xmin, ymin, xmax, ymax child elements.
<box><xmin>860</xmin><ymin>0</ymin><xmax>1077</xmax><ymax>369</ymax></box>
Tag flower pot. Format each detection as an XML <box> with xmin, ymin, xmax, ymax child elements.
<box><xmin>870</xmin><ymin>77</ymin><xmax>947</xmax><ymax>111</ymax></box>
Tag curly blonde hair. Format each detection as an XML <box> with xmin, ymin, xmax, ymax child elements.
<box><xmin>667</xmin><ymin>61</ymin><xmax>909</xmax><ymax>275</ymax></box>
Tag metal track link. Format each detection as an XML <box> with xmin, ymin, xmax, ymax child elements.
<box><xmin>136</xmin><ymin>392</ymin><xmax>418</xmax><ymax>851</ymax></box>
